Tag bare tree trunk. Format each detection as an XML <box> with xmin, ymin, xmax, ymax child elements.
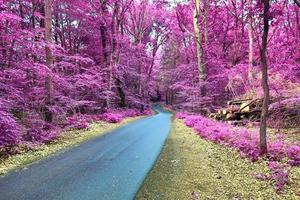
<box><xmin>193</xmin><ymin>0</ymin><xmax>206</xmax><ymax>98</ymax></box>
<box><xmin>99</xmin><ymin>0</ymin><xmax>109</xmax><ymax>107</ymax></box>
<box><xmin>259</xmin><ymin>0</ymin><xmax>270</xmax><ymax>155</ymax></box>
<box><xmin>203</xmin><ymin>0</ymin><xmax>209</xmax><ymax>44</ymax></box>
<box><xmin>247</xmin><ymin>0</ymin><xmax>255</xmax><ymax>81</ymax></box>
<box><xmin>115</xmin><ymin>12</ymin><xmax>126</xmax><ymax>107</ymax></box>
<box><xmin>295</xmin><ymin>5</ymin><xmax>300</xmax><ymax>38</ymax></box>
<box><xmin>107</xmin><ymin>1</ymin><xmax>119</xmax><ymax>108</ymax></box>
<box><xmin>44</xmin><ymin>0</ymin><xmax>53</xmax><ymax>123</ymax></box>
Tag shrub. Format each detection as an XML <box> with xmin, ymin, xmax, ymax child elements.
<box><xmin>287</xmin><ymin>145</ymin><xmax>300</xmax><ymax>166</ymax></box>
<box><xmin>0</xmin><ymin>111</ymin><xmax>22</xmax><ymax>155</ymax></box>
<box><xmin>177</xmin><ymin>112</ymin><xmax>299</xmax><ymax>191</ymax></box>
<box><xmin>67</xmin><ymin>114</ymin><xmax>90</xmax><ymax>130</ymax></box>
<box><xmin>100</xmin><ymin>113</ymin><xmax>123</xmax><ymax>123</ymax></box>
<box><xmin>267</xmin><ymin>161</ymin><xmax>290</xmax><ymax>192</ymax></box>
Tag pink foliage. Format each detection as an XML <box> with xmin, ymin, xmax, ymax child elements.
<box><xmin>66</xmin><ymin>109</ymin><xmax>151</xmax><ymax>130</ymax></box>
<box><xmin>177</xmin><ymin>113</ymin><xmax>299</xmax><ymax>165</ymax></box>
<box><xmin>267</xmin><ymin>161</ymin><xmax>290</xmax><ymax>192</ymax></box>
<box><xmin>177</xmin><ymin>113</ymin><xmax>300</xmax><ymax>191</ymax></box>
<box><xmin>100</xmin><ymin>113</ymin><xmax>123</xmax><ymax>123</ymax></box>
<box><xmin>287</xmin><ymin>145</ymin><xmax>300</xmax><ymax>166</ymax></box>
<box><xmin>0</xmin><ymin>110</ymin><xmax>22</xmax><ymax>155</ymax></box>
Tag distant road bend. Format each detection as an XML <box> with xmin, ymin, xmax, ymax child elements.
<box><xmin>0</xmin><ymin>105</ymin><xmax>172</xmax><ymax>200</ymax></box>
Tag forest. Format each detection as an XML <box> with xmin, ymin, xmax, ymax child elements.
<box><xmin>0</xmin><ymin>0</ymin><xmax>300</xmax><ymax>198</ymax></box>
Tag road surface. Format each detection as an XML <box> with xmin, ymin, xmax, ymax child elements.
<box><xmin>0</xmin><ymin>106</ymin><xmax>172</xmax><ymax>200</ymax></box>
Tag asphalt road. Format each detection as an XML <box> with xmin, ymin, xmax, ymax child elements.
<box><xmin>0</xmin><ymin>106</ymin><xmax>172</xmax><ymax>200</ymax></box>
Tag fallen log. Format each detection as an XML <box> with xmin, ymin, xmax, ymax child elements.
<box><xmin>228</xmin><ymin>99</ymin><xmax>253</xmax><ymax>106</ymax></box>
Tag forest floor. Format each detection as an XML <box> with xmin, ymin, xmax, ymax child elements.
<box><xmin>0</xmin><ymin>116</ymin><xmax>143</xmax><ymax>175</ymax></box>
<box><xmin>136</xmin><ymin>119</ymin><xmax>300</xmax><ymax>200</ymax></box>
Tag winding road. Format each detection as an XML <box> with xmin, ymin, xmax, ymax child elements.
<box><xmin>0</xmin><ymin>106</ymin><xmax>172</xmax><ymax>200</ymax></box>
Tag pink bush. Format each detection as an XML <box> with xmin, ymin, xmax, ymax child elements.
<box><xmin>100</xmin><ymin>113</ymin><xmax>123</xmax><ymax>123</ymax></box>
<box><xmin>177</xmin><ymin>112</ymin><xmax>300</xmax><ymax>191</ymax></box>
<box><xmin>287</xmin><ymin>145</ymin><xmax>300</xmax><ymax>166</ymax></box>
<box><xmin>0</xmin><ymin>111</ymin><xmax>22</xmax><ymax>155</ymax></box>
<box><xmin>177</xmin><ymin>113</ymin><xmax>298</xmax><ymax>163</ymax></box>
<box><xmin>267</xmin><ymin>161</ymin><xmax>290</xmax><ymax>192</ymax></box>
<box><xmin>66</xmin><ymin>108</ymin><xmax>151</xmax><ymax>130</ymax></box>
<box><xmin>67</xmin><ymin>115</ymin><xmax>90</xmax><ymax>130</ymax></box>
<box><xmin>180</xmin><ymin>113</ymin><xmax>261</xmax><ymax>161</ymax></box>
<box><xmin>268</xmin><ymin>141</ymin><xmax>286</xmax><ymax>161</ymax></box>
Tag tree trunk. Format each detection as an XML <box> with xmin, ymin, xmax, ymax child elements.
<box><xmin>193</xmin><ymin>0</ymin><xmax>207</xmax><ymax>98</ymax></box>
<box><xmin>44</xmin><ymin>0</ymin><xmax>53</xmax><ymax>123</ymax></box>
<box><xmin>99</xmin><ymin>0</ymin><xmax>109</xmax><ymax>107</ymax></box>
<box><xmin>295</xmin><ymin>5</ymin><xmax>300</xmax><ymax>38</ymax></box>
<box><xmin>259</xmin><ymin>0</ymin><xmax>270</xmax><ymax>155</ymax></box>
<box><xmin>107</xmin><ymin>2</ymin><xmax>119</xmax><ymax>108</ymax></box>
<box><xmin>247</xmin><ymin>0</ymin><xmax>255</xmax><ymax>81</ymax></box>
<box><xmin>203</xmin><ymin>0</ymin><xmax>208</xmax><ymax>44</ymax></box>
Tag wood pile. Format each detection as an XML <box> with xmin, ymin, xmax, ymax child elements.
<box><xmin>210</xmin><ymin>97</ymin><xmax>300</xmax><ymax>128</ymax></box>
<box><xmin>210</xmin><ymin>99</ymin><xmax>263</xmax><ymax>121</ymax></box>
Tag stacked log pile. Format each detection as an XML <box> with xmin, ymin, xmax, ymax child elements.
<box><xmin>210</xmin><ymin>96</ymin><xmax>300</xmax><ymax>128</ymax></box>
<box><xmin>210</xmin><ymin>99</ymin><xmax>262</xmax><ymax>122</ymax></box>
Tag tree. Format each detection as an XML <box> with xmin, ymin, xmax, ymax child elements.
<box><xmin>44</xmin><ymin>0</ymin><xmax>53</xmax><ymax>123</ymax></box>
<box><xmin>193</xmin><ymin>0</ymin><xmax>206</xmax><ymax>89</ymax></box>
<box><xmin>259</xmin><ymin>0</ymin><xmax>271</xmax><ymax>154</ymax></box>
<box><xmin>247</xmin><ymin>0</ymin><xmax>255</xmax><ymax>81</ymax></box>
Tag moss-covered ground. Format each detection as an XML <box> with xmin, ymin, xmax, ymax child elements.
<box><xmin>136</xmin><ymin>119</ymin><xmax>300</xmax><ymax>200</ymax></box>
<box><xmin>0</xmin><ymin>116</ymin><xmax>143</xmax><ymax>176</ymax></box>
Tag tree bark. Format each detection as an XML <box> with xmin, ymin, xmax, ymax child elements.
<box><xmin>193</xmin><ymin>0</ymin><xmax>206</xmax><ymax>98</ymax></box>
<box><xmin>203</xmin><ymin>0</ymin><xmax>209</xmax><ymax>44</ymax></box>
<box><xmin>44</xmin><ymin>0</ymin><xmax>53</xmax><ymax>123</ymax></box>
<box><xmin>247</xmin><ymin>0</ymin><xmax>255</xmax><ymax>81</ymax></box>
<box><xmin>259</xmin><ymin>0</ymin><xmax>271</xmax><ymax>155</ymax></box>
<box><xmin>295</xmin><ymin>5</ymin><xmax>300</xmax><ymax>38</ymax></box>
<box><xmin>99</xmin><ymin>0</ymin><xmax>110</xmax><ymax>107</ymax></box>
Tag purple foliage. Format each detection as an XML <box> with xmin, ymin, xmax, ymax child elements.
<box><xmin>66</xmin><ymin>109</ymin><xmax>151</xmax><ymax>130</ymax></box>
<box><xmin>268</xmin><ymin>141</ymin><xmax>286</xmax><ymax>161</ymax></box>
<box><xmin>67</xmin><ymin>115</ymin><xmax>90</xmax><ymax>130</ymax></box>
<box><xmin>177</xmin><ymin>112</ymin><xmax>300</xmax><ymax>191</ymax></box>
<box><xmin>0</xmin><ymin>110</ymin><xmax>22</xmax><ymax>155</ymax></box>
<box><xmin>287</xmin><ymin>145</ymin><xmax>300</xmax><ymax>166</ymax></box>
<box><xmin>267</xmin><ymin>161</ymin><xmax>290</xmax><ymax>192</ymax></box>
<box><xmin>100</xmin><ymin>113</ymin><xmax>123</xmax><ymax>123</ymax></box>
<box><xmin>178</xmin><ymin>113</ymin><xmax>261</xmax><ymax>161</ymax></box>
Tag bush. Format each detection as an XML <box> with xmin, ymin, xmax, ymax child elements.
<box><xmin>67</xmin><ymin>114</ymin><xmax>90</xmax><ymax>130</ymax></box>
<box><xmin>177</xmin><ymin>113</ymin><xmax>300</xmax><ymax>191</ymax></box>
<box><xmin>0</xmin><ymin>111</ymin><xmax>22</xmax><ymax>155</ymax></box>
<box><xmin>100</xmin><ymin>113</ymin><xmax>123</xmax><ymax>123</ymax></box>
<box><xmin>287</xmin><ymin>145</ymin><xmax>300</xmax><ymax>166</ymax></box>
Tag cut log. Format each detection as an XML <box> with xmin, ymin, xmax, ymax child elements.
<box><xmin>228</xmin><ymin>99</ymin><xmax>252</xmax><ymax>105</ymax></box>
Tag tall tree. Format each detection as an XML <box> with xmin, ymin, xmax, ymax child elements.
<box><xmin>44</xmin><ymin>0</ymin><xmax>53</xmax><ymax>123</ymax></box>
<box><xmin>99</xmin><ymin>0</ymin><xmax>110</xmax><ymax>107</ymax></box>
<box><xmin>259</xmin><ymin>0</ymin><xmax>271</xmax><ymax>154</ymax></box>
<box><xmin>193</xmin><ymin>0</ymin><xmax>206</xmax><ymax>98</ymax></box>
<box><xmin>247</xmin><ymin>0</ymin><xmax>255</xmax><ymax>81</ymax></box>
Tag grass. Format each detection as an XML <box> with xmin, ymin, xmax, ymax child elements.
<box><xmin>136</xmin><ymin>119</ymin><xmax>300</xmax><ymax>200</ymax></box>
<box><xmin>0</xmin><ymin>116</ymin><xmax>143</xmax><ymax>176</ymax></box>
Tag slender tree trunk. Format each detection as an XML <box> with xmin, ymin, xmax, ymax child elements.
<box><xmin>248</xmin><ymin>0</ymin><xmax>255</xmax><ymax>81</ymax></box>
<box><xmin>295</xmin><ymin>6</ymin><xmax>300</xmax><ymax>38</ymax></box>
<box><xmin>203</xmin><ymin>0</ymin><xmax>208</xmax><ymax>44</ymax></box>
<box><xmin>259</xmin><ymin>0</ymin><xmax>270</xmax><ymax>154</ymax></box>
<box><xmin>44</xmin><ymin>0</ymin><xmax>53</xmax><ymax>123</ymax></box>
<box><xmin>193</xmin><ymin>0</ymin><xmax>206</xmax><ymax>98</ymax></box>
<box><xmin>99</xmin><ymin>0</ymin><xmax>109</xmax><ymax>107</ymax></box>
<box><xmin>115</xmin><ymin>15</ymin><xmax>126</xmax><ymax>107</ymax></box>
<box><xmin>107</xmin><ymin>2</ymin><xmax>119</xmax><ymax>108</ymax></box>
